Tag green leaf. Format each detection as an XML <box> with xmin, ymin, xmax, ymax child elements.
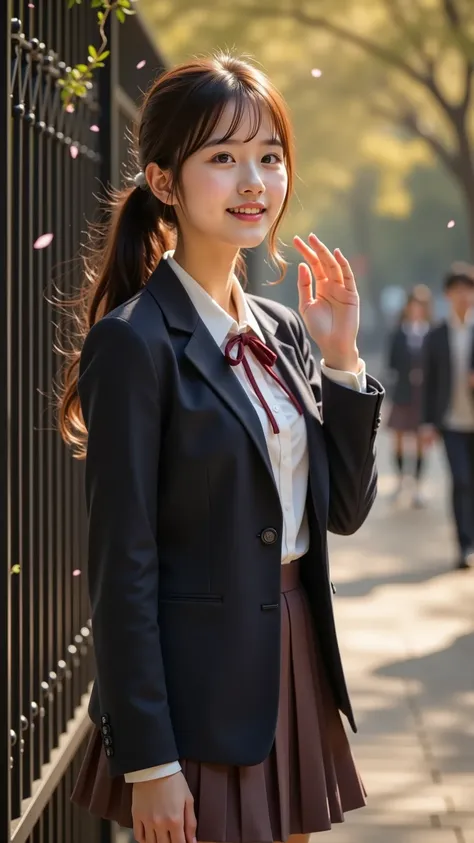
<box><xmin>11</xmin><ymin>564</ymin><xmax>21</xmax><ymax>575</ymax></box>
<box><xmin>97</xmin><ymin>11</ymin><xmax>104</xmax><ymax>23</ymax></box>
<box><xmin>76</xmin><ymin>63</ymin><xmax>88</xmax><ymax>72</ymax></box>
<box><xmin>68</xmin><ymin>0</ymin><xmax>78</xmax><ymax>7</ymax></box>
<box><xmin>88</xmin><ymin>44</ymin><xmax>98</xmax><ymax>59</ymax></box>
<box><xmin>94</xmin><ymin>61</ymin><xmax>106</xmax><ymax>68</ymax></box>
<box><xmin>91</xmin><ymin>0</ymin><xmax>103</xmax><ymax>6</ymax></box>
<box><xmin>98</xmin><ymin>50</ymin><xmax>110</xmax><ymax>60</ymax></box>
<box><xmin>118</xmin><ymin>0</ymin><xmax>131</xmax><ymax>6</ymax></box>
<box><xmin>116</xmin><ymin>8</ymin><xmax>126</xmax><ymax>22</ymax></box>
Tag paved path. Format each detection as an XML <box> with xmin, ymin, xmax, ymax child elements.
<box><xmin>320</xmin><ymin>429</ymin><xmax>474</xmax><ymax>843</ymax></box>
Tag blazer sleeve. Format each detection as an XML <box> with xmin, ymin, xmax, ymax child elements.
<box><xmin>292</xmin><ymin>311</ymin><xmax>384</xmax><ymax>536</ymax></box>
<box><xmin>78</xmin><ymin>316</ymin><xmax>179</xmax><ymax>777</ymax></box>
<box><xmin>421</xmin><ymin>329</ymin><xmax>436</xmax><ymax>425</ymax></box>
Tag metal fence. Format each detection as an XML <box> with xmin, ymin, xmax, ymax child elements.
<box><xmin>0</xmin><ymin>3</ymin><xmax>164</xmax><ymax>841</ymax></box>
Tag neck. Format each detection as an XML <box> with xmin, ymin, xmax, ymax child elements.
<box><xmin>173</xmin><ymin>238</ymin><xmax>240</xmax><ymax>317</ymax></box>
<box><xmin>452</xmin><ymin>306</ymin><xmax>471</xmax><ymax>325</ymax></box>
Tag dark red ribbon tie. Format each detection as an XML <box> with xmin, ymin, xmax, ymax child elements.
<box><xmin>224</xmin><ymin>333</ymin><xmax>303</xmax><ymax>434</ymax></box>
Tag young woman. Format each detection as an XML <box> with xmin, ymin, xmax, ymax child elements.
<box><xmin>60</xmin><ymin>53</ymin><xmax>384</xmax><ymax>843</ymax></box>
<box><xmin>386</xmin><ymin>286</ymin><xmax>432</xmax><ymax>506</ymax></box>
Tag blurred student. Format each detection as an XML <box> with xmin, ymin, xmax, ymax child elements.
<box><xmin>422</xmin><ymin>263</ymin><xmax>474</xmax><ymax>570</ymax></box>
<box><xmin>387</xmin><ymin>286</ymin><xmax>432</xmax><ymax>506</ymax></box>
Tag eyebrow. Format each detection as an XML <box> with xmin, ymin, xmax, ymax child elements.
<box><xmin>201</xmin><ymin>137</ymin><xmax>283</xmax><ymax>150</ymax></box>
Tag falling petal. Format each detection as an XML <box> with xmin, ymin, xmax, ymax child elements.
<box><xmin>70</xmin><ymin>145</ymin><xmax>79</xmax><ymax>159</ymax></box>
<box><xmin>136</xmin><ymin>59</ymin><xmax>146</xmax><ymax>69</ymax></box>
<box><xmin>72</xmin><ymin>569</ymin><xmax>82</xmax><ymax>577</ymax></box>
<box><xmin>311</xmin><ymin>68</ymin><xmax>322</xmax><ymax>78</ymax></box>
<box><xmin>90</xmin><ymin>124</ymin><xmax>100</xmax><ymax>132</ymax></box>
<box><xmin>65</xmin><ymin>103</ymin><xmax>75</xmax><ymax>113</ymax></box>
<box><xmin>447</xmin><ymin>219</ymin><xmax>456</xmax><ymax>228</ymax></box>
<box><xmin>28</xmin><ymin>3</ymin><xmax>35</xmax><ymax>7</ymax></box>
<box><xmin>33</xmin><ymin>232</ymin><xmax>54</xmax><ymax>250</ymax></box>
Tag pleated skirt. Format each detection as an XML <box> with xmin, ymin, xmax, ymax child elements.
<box><xmin>71</xmin><ymin>560</ymin><xmax>366</xmax><ymax>841</ymax></box>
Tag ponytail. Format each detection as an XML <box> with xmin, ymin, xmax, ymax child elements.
<box><xmin>58</xmin><ymin>184</ymin><xmax>175</xmax><ymax>458</ymax></box>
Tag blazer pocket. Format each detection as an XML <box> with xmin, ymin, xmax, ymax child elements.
<box><xmin>159</xmin><ymin>593</ymin><xmax>223</xmax><ymax>604</ymax></box>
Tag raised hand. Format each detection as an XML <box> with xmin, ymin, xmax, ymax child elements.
<box><xmin>294</xmin><ymin>233</ymin><xmax>360</xmax><ymax>372</ymax></box>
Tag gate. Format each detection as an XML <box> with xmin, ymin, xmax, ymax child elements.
<box><xmin>0</xmin><ymin>3</ymin><xmax>164</xmax><ymax>841</ymax></box>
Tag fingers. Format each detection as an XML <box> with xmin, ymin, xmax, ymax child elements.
<box><xmin>308</xmin><ymin>233</ymin><xmax>343</xmax><ymax>284</ymax></box>
<box><xmin>169</xmin><ymin>817</ymin><xmax>186</xmax><ymax>843</ymax></box>
<box><xmin>297</xmin><ymin>262</ymin><xmax>314</xmax><ymax>315</ymax></box>
<box><xmin>184</xmin><ymin>796</ymin><xmax>197</xmax><ymax>843</ymax></box>
<box><xmin>293</xmin><ymin>235</ymin><xmax>326</xmax><ymax>281</ymax></box>
<box><xmin>334</xmin><ymin>248</ymin><xmax>357</xmax><ymax>292</ymax></box>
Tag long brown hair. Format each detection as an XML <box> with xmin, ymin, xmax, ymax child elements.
<box><xmin>58</xmin><ymin>52</ymin><xmax>295</xmax><ymax>458</ymax></box>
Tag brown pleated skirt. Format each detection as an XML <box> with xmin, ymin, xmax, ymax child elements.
<box><xmin>71</xmin><ymin>560</ymin><xmax>366</xmax><ymax>841</ymax></box>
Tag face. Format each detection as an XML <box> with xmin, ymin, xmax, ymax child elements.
<box><xmin>172</xmin><ymin>103</ymin><xmax>289</xmax><ymax>251</ymax></box>
<box><xmin>406</xmin><ymin>299</ymin><xmax>427</xmax><ymax>322</ymax></box>
<box><xmin>446</xmin><ymin>282</ymin><xmax>474</xmax><ymax>314</ymax></box>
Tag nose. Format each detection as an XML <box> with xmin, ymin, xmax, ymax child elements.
<box><xmin>238</xmin><ymin>163</ymin><xmax>265</xmax><ymax>196</ymax></box>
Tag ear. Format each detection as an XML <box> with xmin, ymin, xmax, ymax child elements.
<box><xmin>145</xmin><ymin>162</ymin><xmax>176</xmax><ymax>206</ymax></box>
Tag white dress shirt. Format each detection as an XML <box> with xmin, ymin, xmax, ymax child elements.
<box><xmin>444</xmin><ymin>312</ymin><xmax>474</xmax><ymax>432</ymax></box>
<box><xmin>124</xmin><ymin>251</ymin><xmax>366</xmax><ymax>783</ymax></box>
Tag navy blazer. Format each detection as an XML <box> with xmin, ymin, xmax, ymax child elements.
<box><xmin>78</xmin><ymin>258</ymin><xmax>384</xmax><ymax>777</ymax></box>
<box><xmin>422</xmin><ymin>320</ymin><xmax>474</xmax><ymax>427</ymax></box>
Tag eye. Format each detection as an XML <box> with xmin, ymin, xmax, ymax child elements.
<box><xmin>262</xmin><ymin>153</ymin><xmax>282</xmax><ymax>164</ymax></box>
<box><xmin>211</xmin><ymin>152</ymin><xmax>234</xmax><ymax>164</ymax></box>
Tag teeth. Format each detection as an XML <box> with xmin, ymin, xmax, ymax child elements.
<box><xmin>228</xmin><ymin>207</ymin><xmax>263</xmax><ymax>215</ymax></box>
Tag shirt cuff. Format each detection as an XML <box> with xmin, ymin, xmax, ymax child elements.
<box><xmin>320</xmin><ymin>358</ymin><xmax>367</xmax><ymax>393</ymax></box>
<box><xmin>124</xmin><ymin>761</ymin><xmax>182</xmax><ymax>783</ymax></box>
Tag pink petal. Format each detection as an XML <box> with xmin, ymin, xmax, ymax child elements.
<box><xmin>65</xmin><ymin>103</ymin><xmax>75</xmax><ymax>113</ymax></box>
<box><xmin>72</xmin><ymin>569</ymin><xmax>82</xmax><ymax>577</ymax></box>
<box><xmin>90</xmin><ymin>124</ymin><xmax>100</xmax><ymax>133</ymax></box>
<box><xmin>447</xmin><ymin>219</ymin><xmax>456</xmax><ymax>228</ymax></box>
<box><xmin>28</xmin><ymin>3</ymin><xmax>35</xmax><ymax>7</ymax></box>
<box><xmin>136</xmin><ymin>60</ymin><xmax>146</xmax><ymax>70</ymax></box>
<box><xmin>70</xmin><ymin>145</ymin><xmax>79</xmax><ymax>159</ymax></box>
<box><xmin>33</xmin><ymin>233</ymin><xmax>54</xmax><ymax>250</ymax></box>
<box><xmin>311</xmin><ymin>68</ymin><xmax>322</xmax><ymax>78</ymax></box>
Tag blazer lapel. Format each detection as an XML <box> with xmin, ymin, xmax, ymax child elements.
<box><xmin>146</xmin><ymin>261</ymin><xmax>275</xmax><ymax>484</ymax></box>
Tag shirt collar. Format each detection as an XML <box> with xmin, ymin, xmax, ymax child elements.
<box><xmin>449</xmin><ymin>308</ymin><xmax>474</xmax><ymax>330</ymax></box>
<box><xmin>163</xmin><ymin>251</ymin><xmax>265</xmax><ymax>349</ymax></box>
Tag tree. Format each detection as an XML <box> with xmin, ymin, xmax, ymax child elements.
<box><xmin>141</xmin><ymin>0</ymin><xmax>474</xmax><ymax>254</ymax></box>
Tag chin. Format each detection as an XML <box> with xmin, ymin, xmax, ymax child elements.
<box><xmin>225</xmin><ymin>229</ymin><xmax>269</xmax><ymax>250</ymax></box>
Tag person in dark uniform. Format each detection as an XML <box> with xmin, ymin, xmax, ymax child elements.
<box><xmin>58</xmin><ymin>54</ymin><xmax>384</xmax><ymax>843</ymax></box>
<box><xmin>386</xmin><ymin>286</ymin><xmax>432</xmax><ymax>506</ymax></box>
<box><xmin>422</xmin><ymin>263</ymin><xmax>474</xmax><ymax>570</ymax></box>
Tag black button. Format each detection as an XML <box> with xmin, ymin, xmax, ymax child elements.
<box><xmin>260</xmin><ymin>527</ymin><xmax>278</xmax><ymax>545</ymax></box>
<box><xmin>374</xmin><ymin>416</ymin><xmax>381</xmax><ymax>429</ymax></box>
<box><xmin>101</xmin><ymin>725</ymin><xmax>110</xmax><ymax>736</ymax></box>
<box><xmin>101</xmin><ymin>714</ymin><xmax>110</xmax><ymax>725</ymax></box>
<box><xmin>105</xmin><ymin>747</ymin><xmax>114</xmax><ymax>758</ymax></box>
<box><xmin>103</xmin><ymin>736</ymin><xmax>112</xmax><ymax>747</ymax></box>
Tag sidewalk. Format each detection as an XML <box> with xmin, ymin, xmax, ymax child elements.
<box><xmin>322</xmin><ymin>431</ymin><xmax>474</xmax><ymax>843</ymax></box>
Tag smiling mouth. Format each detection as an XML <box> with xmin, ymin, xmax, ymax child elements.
<box><xmin>226</xmin><ymin>206</ymin><xmax>266</xmax><ymax>219</ymax></box>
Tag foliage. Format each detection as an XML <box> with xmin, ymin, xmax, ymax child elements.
<box><xmin>60</xmin><ymin>0</ymin><xmax>136</xmax><ymax>108</ymax></box>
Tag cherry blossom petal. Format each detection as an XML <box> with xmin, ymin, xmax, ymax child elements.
<box><xmin>311</xmin><ymin>68</ymin><xmax>322</xmax><ymax>78</ymax></box>
<box><xmin>447</xmin><ymin>220</ymin><xmax>456</xmax><ymax>228</ymax></box>
<box><xmin>70</xmin><ymin>145</ymin><xmax>79</xmax><ymax>159</ymax></box>
<box><xmin>33</xmin><ymin>233</ymin><xmax>54</xmax><ymax>250</ymax></box>
<box><xmin>65</xmin><ymin>104</ymin><xmax>75</xmax><ymax>113</ymax></box>
<box><xmin>90</xmin><ymin>124</ymin><xmax>100</xmax><ymax>133</ymax></box>
<box><xmin>136</xmin><ymin>60</ymin><xmax>146</xmax><ymax>70</ymax></box>
<box><xmin>72</xmin><ymin>569</ymin><xmax>82</xmax><ymax>577</ymax></box>
<box><xmin>28</xmin><ymin>3</ymin><xmax>35</xmax><ymax>7</ymax></box>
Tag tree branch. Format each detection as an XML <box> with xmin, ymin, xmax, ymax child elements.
<box><xmin>380</xmin><ymin>0</ymin><xmax>433</xmax><ymax>69</ymax></box>
<box><xmin>369</xmin><ymin>99</ymin><xmax>460</xmax><ymax>177</ymax></box>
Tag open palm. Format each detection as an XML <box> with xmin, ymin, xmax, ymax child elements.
<box><xmin>293</xmin><ymin>234</ymin><xmax>360</xmax><ymax>368</ymax></box>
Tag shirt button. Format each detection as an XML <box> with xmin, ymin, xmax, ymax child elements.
<box><xmin>273</xmin><ymin>405</ymin><xmax>280</xmax><ymax>412</ymax></box>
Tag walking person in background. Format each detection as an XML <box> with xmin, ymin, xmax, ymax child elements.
<box><xmin>422</xmin><ymin>263</ymin><xmax>474</xmax><ymax>570</ymax></box>
<box><xmin>58</xmin><ymin>54</ymin><xmax>384</xmax><ymax>843</ymax></box>
<box><xmin>387</xmin><ymin>286</ymin><xmax>432</xmax><ymax>507</ymax></box>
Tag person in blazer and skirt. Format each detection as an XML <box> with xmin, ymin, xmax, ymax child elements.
<box><xmin>59</xmin><ymin>53</ymin><xmax>384</xmax><ymax>843</ymax></box>
<box><xmin>386</xmin><ymin>286</ymin><xmax>432</xmax><ymax>506</ymax></box>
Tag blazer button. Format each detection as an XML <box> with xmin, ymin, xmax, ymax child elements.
<box><xmin>105</xmin><ymin>747</ymin><xmax>114</xmax><ymax>758</ymax></box>
<box><xmin>260</xmin><ymin>527</ymin><xmax>278</xmax><ymax>545</ymax></box>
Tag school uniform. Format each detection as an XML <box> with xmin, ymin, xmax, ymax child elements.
<box><xmin>422</xmin><ymin>315</ymin><xmax>474</xmax><ymax>558</ymax></box>
<box><xmin>71</xmin><ymin>253</ymin><xmax>384</xmax><ymax>840</ymax></box>
<box><xmin>386</xmin><ymin>322</ymin><xmax>429</xmax><ymax>432</ymax></box>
